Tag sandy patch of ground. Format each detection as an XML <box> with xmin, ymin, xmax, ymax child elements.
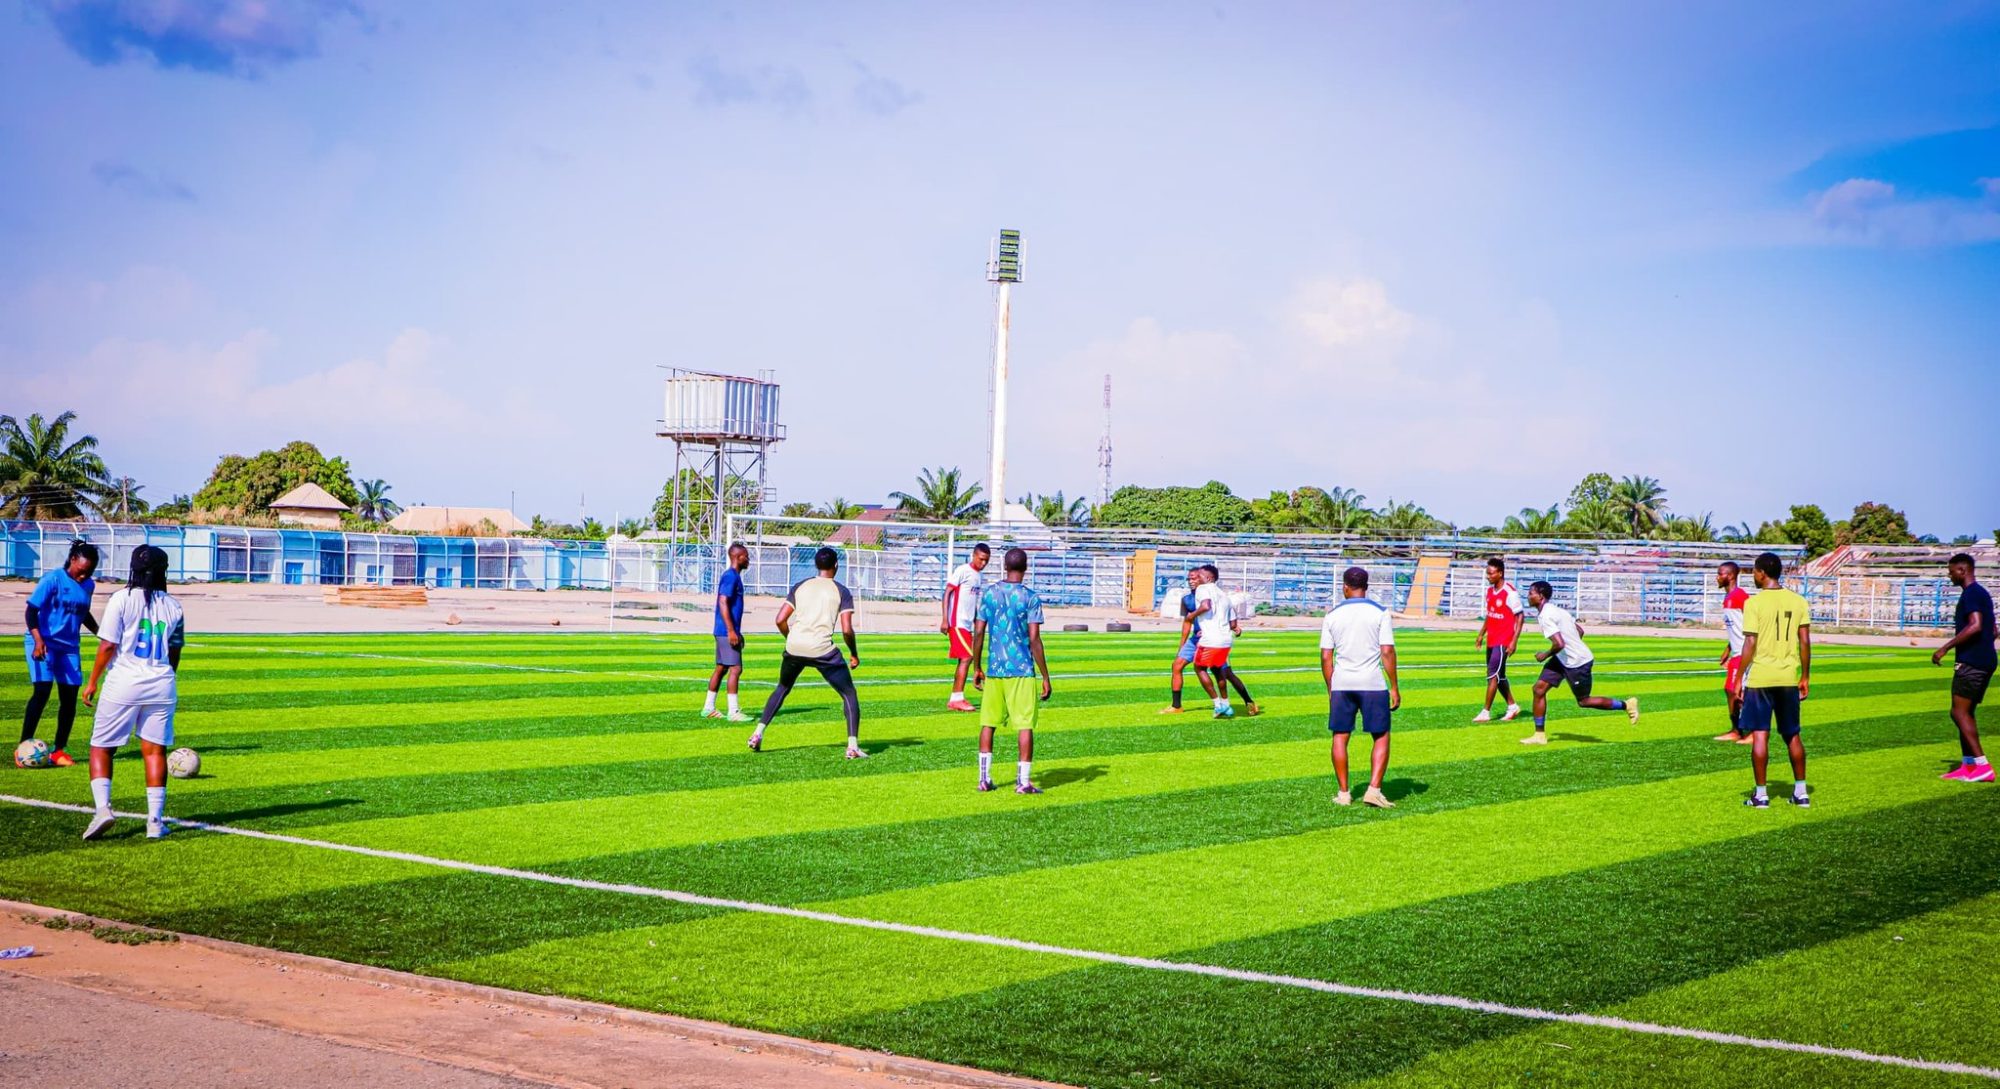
<box><xmin>0</xmin><ymin>904</ymin><xmax>1060</xmax><ymax>1089</ymax></box>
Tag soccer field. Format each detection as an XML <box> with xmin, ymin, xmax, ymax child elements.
<box><xmin>3</xmin><ymin>627</ymin><xmax>1996</xmax><ymax>1088</ymax></box>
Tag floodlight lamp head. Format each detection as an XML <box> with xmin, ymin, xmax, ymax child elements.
<box><xmin>987</xmin><ymin>229</ymin><xmax>1023</xmax><ymax>283</ymax></box>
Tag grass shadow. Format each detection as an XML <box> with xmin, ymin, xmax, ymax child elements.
<box><xmin>1550</xmin><ymin>733</ymin><xmax>1604</xmax><ymax>744</ymax></box>
<box><xmin>187</xmin><ymin>798</ymin><xmax>362</xmax><ymax>825</ymax></box>
<box><xmin>1381</xmin><ymin>777</ymin><xmax>1430</xmax><ymax>802</ymax></box>
<box><xmin>1041</xmin><ymin>764</ymin><xmax>1111</xmax><ymax>790</ymax></box>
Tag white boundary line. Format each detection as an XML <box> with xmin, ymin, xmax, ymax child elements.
<box><xmin>3</xmin><ymin>792</ymin><xmax>1993</xmax><ymax>1080</ymax></box>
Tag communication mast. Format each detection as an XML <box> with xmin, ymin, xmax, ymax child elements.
<box><xmin>1097</xmin><ymin>374</ymin><xmax>1113</xmax><ymax>506</ymax></box>
<box><xmin>657</xmin><ymin>369</ymin><xmax>784</xmax><ymax>544</ymax></box>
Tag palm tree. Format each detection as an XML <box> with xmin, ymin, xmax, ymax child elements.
<box><xmin>1502</xmin><ymin>504</ymin><xmax>1562</xmax><ymax>536</ymax></box>
<box><xmin>354</xmin><ymin>478</ymin><xmax>402</xmax><ymax>522</ymax></box>
<box><xmin>106</xmin><ymin>476</ymin><xmax>149</xmax><ymax>521</ymax></box>
<box><xmin>1720</xmin><ymin>521</ymin><xmax>1754</xmax><ymax>543</ymax></box>
<box><xmin>615</xmin><ymin>518</ymin><xmax>647</xmax><ymax>538</ymax></box>
<box><xmin>0</xmin><ymin>412</ymin><xmax>113</xmax><ymax>520</ymax></box>
<box><xmin>1023</xmin><ymin>491</ymin><xmax>1089</xmax><ymax>527</ymax></box>
<box><xmin>820</xmin><ymin>497</ymin><xmax>865</xmax><ymax>522</ymax></box>
<box><xmin>1374</xmin><ymin>498</ymin><xmax>1439</xmax><ymax>535</ymax></box>
<box><xmin>1562</xmin><ymin>499</ymin><xmax>1625</xmax><ymax>538</ymax></box>
<box><xmin>1321</xmin><ymin>486</ymin><xmax>1374</xmax><ymax>532</ymax></box>
<box><xmin>579</xmin><ymin>516</ymin><xmax>607</xmax><ymax>539</ymax></box>
<box><xmin>1663</xmin><ymin>512</ymin><xmax>1718</xmax><ymax>542</ymax></box>
<box><xmin>890</xmin><ymin>467</ymin><xmax>987</xmax><ymax>523</ymax></box>
<box><xmin>1610</xmin><ymin>474</ymin><xmax>1669</xmax><ymax>537</ymax></box>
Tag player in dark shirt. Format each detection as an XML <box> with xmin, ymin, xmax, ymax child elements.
<box><xmin>1933</xmin><ymin>553</ymin><xmax>1995</xmax><ymax>783</ymax></box>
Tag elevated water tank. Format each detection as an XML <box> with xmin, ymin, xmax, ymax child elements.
<box><xmin>658</xmin><ymin>371</ymin><xmax>784</xmax><ymax>443</ymax></box>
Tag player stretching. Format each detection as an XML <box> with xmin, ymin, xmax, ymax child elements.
<box><xmin>942</xmin><ymin>544</ymin><xmax>991</xmax><ymax>712</ymax></box>
<box><xmin>1321</xmin><ymin>567</ymin><xmax>1400</xmax><ymax>809</ymax></box>
<box><xmin>1472</xmin><ymin>556</ymin><xmax>1523</xmax><ymax>723</ymax></box>
<box><xmin>1712</xmin><ymin>561</ymin><xmax>1753</xmax><ymax>743</ymax></box>
<box><xmin>1161</xmin><ymin>569</ymin><xmax>1200</xmax><ymax>714</ymax></box>
<box><xmin>20</xmin><ymin>541</ymin><xmax>99</xmax><ymax>767</ymax></box>
<box><xmin>1934</xmin><ymin>553</ymin><xmax>1994</xmax><ymax>782</ymax></box>
<box><xmin>703</xmin><ymin>543</ymin><xmax>752</xmax><ymax>722</ymax></box>
<box><xmin>970</xmin><ymin>548</ymin><xmax>1052</xmax><ymax>794</ymax></box>
<box><xmin>1524</xmin><ymin>581</ymin><xmax>1639</xmax><ymax>744</ymax></box>
<box><xmin>1186</xmin><ymin>565</ymin><xmax>1259</xmax><ymax>717</ymax></box>
<box><xmin>1737</xmin><ymin>552</ymin><xmax>1810</xmax><ymax>808</ymax></box>
<box><xmin>80</xmin><ymin>545</ymin><xmax>183</xmax><ymax>841</ymax></box>
<box><xmin>748</xmin><ymin>547</ymin><xmax>865</xmax><ymax>758</ymax></box>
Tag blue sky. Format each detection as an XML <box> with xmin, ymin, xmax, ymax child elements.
<box><xmin>2</xmin><ymin>1</ymin><xmax>1996</xmax><ymax>535</ymax></box>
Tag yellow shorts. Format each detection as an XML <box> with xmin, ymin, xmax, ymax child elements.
<box><xmin>980</xmin><ymin>676</ymin><xmax>1041</xmax><ymax>731</ymax></box>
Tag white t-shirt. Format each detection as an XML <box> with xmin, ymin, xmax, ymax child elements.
<box><xmin>1536</xmin><ymin>600</ymin><xmax>1594</xmax><ymax>668</ymax></box>
<box><xmin>1193</xmin><ymin>583</ymin><xmax>1235</xmax><ymax>648</ymax></box>
<box><xmin>97</xmin><ymin>587</ymin><xmax>185</xmax><ymax>705</ymax></box>
<box><xmin>1320</xmin><ymin>597</ymin><xmax>1395</xmax><ymax>692</ymax></box>
<box><xmin>945</xmin><ymin>563</ymin><xmax>984</xmax><ymax>631</ymax></box>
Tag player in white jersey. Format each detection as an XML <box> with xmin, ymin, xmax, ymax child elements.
<box><xmin>80</xmin><ymin>545</ymin><xmax>185</xmax><ymax>841</ymax></box>
<box><xmin>1712</xmin><ymin>561</ymin><xmax>1753</xmax><ymax>743</ymax></box>
<box><xmin>1185</xmin><ymin>565</ymin><xmax>1259</xmax><ymax>718</ymax></box>
<box><xmin>1320</xmin><ymin>567</ymin><xmax>1401</xmax><ymax>809</ymax></box>
<box><xmin>941</xmin><ymin>544</ymin><xmax>990</xmax><ymax>711</ymax></box>
<box><xmin>1523</xmin><ymin>581</ymin><xmax>1638</xmax><ymax>745</ymax></box>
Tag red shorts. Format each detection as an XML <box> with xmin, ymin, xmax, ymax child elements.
<box><xmin>948</xmin><ymin>628</ymin><xmax>976</xmax><ymax>661</ymax></box>
<box><xmin>1193</xmin><ymin>645</ymin><xmax>1232</xmax><ymax>669</ymax></box>
<box><xmin>1724</xmin><ymin>656</ymin><xmax>1744</xmax><ymax>694</ymax></box>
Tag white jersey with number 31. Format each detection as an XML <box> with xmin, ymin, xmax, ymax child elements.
<box><xmin>97</xmin><ymin>587</ymin><xmax>185</xmax><ymax>706</ymax></box>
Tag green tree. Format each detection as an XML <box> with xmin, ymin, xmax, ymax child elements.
<box><xmin>192</xmin><ymin>441</ymin><xmax>359</xmax><ymax>514</ymax></box>
<box><xmin>615</xmin><ymin>518</ymin><xmax>647</xmax><ymax>538</ymax></box>
<box><xmin>1248</xmin><ymin>487</ymin><xmax>1332</xmax><ymax>531</ymax></box>
<box><xmin>890</xmin><ymin>467</ymin><xmax>987</xmax><ymax>523</ymax></box>
<box><xmin>1662</xmin><ymin>512</ymin><xmax>1717</xmax><ymax>542</ymax></box>
<box><xmin>1320</xmin><ymin>487</ymin><xmax>1375</xmax><ymax>532</ymax></box>
<box><xmin>105</xmin><ymin>476</ymin><xmax>149</xmax><ymax>521</ymax></box>
<box><xmin>651</xmin><ymin>469</ymin><xmax>759</xmax><ymax>531</ymax></box>
<box><xmin>354</xmin><ymin>478</ymin><xmax>401</xmax><ymax>522</ymax></box>
<box><xmin>1840</xmin><ymin>501</ymin><xmax>1915</xmax><ymax>546</ymax></box>
<box><xmin>820</xmin><ymin>497</ymin><xmax>866</xmax><ymax>522</ymax></box>
<box><xmin>1374</xmin><ymin>498</ymin><xmax>1443</xmax><ymax>535</ymax></box>
<box><xmin>0</xmin><ymin>411</ymin><xmax>113</xmax><ymax>519</ymax></box>
<box><xmin>1502</xmin><ymin>505</ymin><xmax>1562</xmax><ymax>536</ymax></box>
<box><xmin>1611</xmin><ymin>474</ymin><xmax>1669</xmax><ymax>536</ymax></box>
<box><xmin>1562</xmin><ymin>499</ymin><xmax>1624</xmax><ymax>538</ymax></box>
<box><xmin>1022</xmin><ymin>491</ymin><xmax>1089</xmax><ymax>527</ymax></box>
<box><xmin>1094</xmin><ymin>481</ymin><xmax>1252</xmax><ymax>530</ymax></box>
<box><xmin>149</xmin><ymin>494</ymin><xmax>192</xmax><ymax>522</ymax></box>
<box><xmin>1720</xmin><ymin>522</ymin><xmax>1754</xmax><ymax>543</ymax></box>
<box><xmin>1566</xmin><ymin>472</ymin><xmax>1616</xmax><ymax>511</ymax></box>
<box><xmin>774</xmin><ymin>500</ymin><xmax>835</xmax><ymax>543</ymax></box>
<box><xmin>1771</xmin><ymin>503</ymin><xmax>1837</xmax><ymax>558</ymax></box>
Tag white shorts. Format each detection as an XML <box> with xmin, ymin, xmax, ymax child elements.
<box><xmin>90</xmin><ymin>700</ymin><xmax>175</xmax><ymax>749</ymax></box>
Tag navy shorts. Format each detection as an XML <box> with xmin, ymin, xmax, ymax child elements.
<box><xmin>1538</xmin><ymin>659</ymin><xmax>1594</xmax><ymax>701</ymax></box>
<box><xmin>1329</xmin><ymin>690</ymin><xmax>1392</xmax><ymax>736</ymax></box>
<box><xmin>1486</xmin><ymin>644</ymin><xmax>1509</xmax><ymax>681</ymax></box>
<box><xmin>1742</xmin><ymin>686</ymin><xmax>1803</xmax><ymax>739</ymax></box>
<box><xmin>1954</xmin><ymin>664</ymin><xmax>1991</xmax><ymax>706</ymax></box>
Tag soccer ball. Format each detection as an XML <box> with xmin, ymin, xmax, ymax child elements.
<box><xmin>167</xmin><ymin>748</ymin><xmax>201</xmax><ymax>779</ymax></box>
<box><xmin>13</xmin><ymin>739</ymin><xmax>52</xmax><ymax>769</ymax></box>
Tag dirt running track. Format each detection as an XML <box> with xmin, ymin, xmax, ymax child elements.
<box><xmin>0</xmin><ymin>905</ymin><xmax>1062</xmax><ymax>1089</ymax></box>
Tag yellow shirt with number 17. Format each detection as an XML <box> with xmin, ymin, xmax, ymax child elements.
<box><xmin>1741</xmin><ymin>587</ymin><xmax>1810</xmax><ymax>687</ymax></box>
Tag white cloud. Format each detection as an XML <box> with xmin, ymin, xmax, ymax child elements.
<box><xmin>1807</xmin><ymin>176</ymin><xmax>2000</xmax><ymax>247</ymax></box>
<box><xmin>1286</xmin><ymin>276</ymin><xmax>1414</xmax><ymax>350</ymax></box>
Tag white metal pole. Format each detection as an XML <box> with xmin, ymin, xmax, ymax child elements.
<box><xmin>989</xmin><ymin>281</ymin><xmax>1011</xmax><ymax>527</ymax></box>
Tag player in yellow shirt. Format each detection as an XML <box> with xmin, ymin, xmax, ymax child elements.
<box><xmin>1735</xmin><ymin>552</ymin><xmax>1812</xmax><ymax>808</ymax></box>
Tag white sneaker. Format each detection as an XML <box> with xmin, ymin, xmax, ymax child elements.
<box><xmin>1362</xmin><ymin>787</ymin><xmax>1395</xmax><ymax>809</ymax></box>
<box><xmin>725</xmin><ymin>711</ymin><xmax>752</xmax><ymax>723</ymax></box>
<box><xmin>1471</xmin><ymin>710</ymin><xmax>1492</xmax><ymax>723</ymax></box>
<box><xmin>82</xmin><ymin>811</ymin><xmax>115</xmax><ymax>840</ymax></box>
<box><xmin>845</xmin><ymin>746</ymin><xmax>869</xmax><ymax>760</ymax></box>
<box><xmin>703</xmin><ymin>708</ymin><xmax>723</xmax><ymax>719</ymax></box>
<box><xmin>1333</xmin><ymin>790</ymin><xmax>1352</xmax><ymax>806</ymax></box>
<box><xmin>1626</xmin><ymin>697</ymin><xmax>1641</xmax><ymax>725</ymax></box>
<box><xmin>146</xmin><ymin>819</ymin><xmax>170</xmax><ymax>840</ymax></box>
<box><xmin>1503</xmin><ymin>703</ymin><xmax>1522</xmax><ymax>722</ymax></box>
<box><xmin>1520</xmin><ymin>732</ymin><xmax>1549</xmax><ymax>746</ymax></box>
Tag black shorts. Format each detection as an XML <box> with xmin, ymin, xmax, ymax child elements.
<box><xmin>1328</xmin><ymin>690</ymin><xmax>1392</xmax><ymax>736</ymax></box>
<box><xmin>1742</xmin><ymin>686</ymin><xmax>1803</xmax><ymax>739</ymax></box>
<box><xmin>1538</xmin><ymin>659</ymin><xmax>1594</xmax><ymax>701</ymax></box>
<box><xmin>1485</xmin><ymin>645</ymin><xmax>1509</xmax><ymax>682</ymax></box>
<box><xmin>1955</xmin><ymin>664</ymin><xmax>1992</xmax><ymax>706</ymax></box>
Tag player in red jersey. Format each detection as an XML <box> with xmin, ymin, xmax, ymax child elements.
<box><xmin>1472</xmin><ymin>557</ymin><xmax>1524</xmax><ymax>723</ymax></box>
<box><xmin>1713</xmin><ymin>561</ymin><xmax>1754</xmax><ymax>743</ymax></box>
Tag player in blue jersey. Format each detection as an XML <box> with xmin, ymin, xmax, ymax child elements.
<box><xmin>1161</xmin><ymin>569</ymin><xmax>1201</xmax><ymax>713</ymax></box>
<box><xmin>19</xmin><ymin>541</ymin><xmax>100</xmax><ymax>768</ymax></box>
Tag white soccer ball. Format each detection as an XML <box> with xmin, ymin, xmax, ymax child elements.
<box><xmin>13</xmin><ymin>739</ymin><xmax>52</xmax><ymax>769</ymax></box>
<box><xmin>167</xmin><ymin>748</ymin><xmax>201</xmax><ymax>779</ymax></box>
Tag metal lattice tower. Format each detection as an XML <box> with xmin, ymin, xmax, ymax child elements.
<box><xmin>657</xmin><ymin>369</ymin><xmax>785</xmax><ymax>545</ymax></box>
<box><xmin>1097</xmin><ymin>374</ymin><xmax>1113</xmax><ymax>506</ymax></box>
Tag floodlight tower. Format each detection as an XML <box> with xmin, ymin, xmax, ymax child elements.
<box><xmin>657</xmin><ymin>369</ymin><xmax>785</xmax><ymax>545</ymax></box>
<box><xmin>1097</xmin><ymin>374</ymin><xmax>1113</xmax><ymax>506</ymax></box>
<box><xmin>986</xmin><ymin>229</ymin><xmax>1022</xmax><ymax>525</ymax></box>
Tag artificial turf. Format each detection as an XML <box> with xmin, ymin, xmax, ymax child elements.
<box><xmin>1</xmin><ymin>626</ymin><xmax>1994</xmax><ymax>1087</ymax></box>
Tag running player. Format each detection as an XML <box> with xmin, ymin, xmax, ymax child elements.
<box><xmin>1321</xmin><ymin>566</ymin><xmax>1400</xmax><ymax>809</ymax></box>
<box><xmin>1472</xmin><ymin>556</ymin><xmax>1523</xmax><ymax>723</ymax></box>
<box><xmin>79</xmin><ymin>545</ymin><xmax>183</xmax><ymax>841</ymax></box>
<box><xmin>1186</xmin><ymin>564</ymin><xmax>1259</xmax><ymax>717</ymax></box>
<box><xmin>1161</xmin><ymin>569</ymin><xmax>1201</xmax><ymax>714</ymax></box>
<box><xmin>970</xmin><ymin>548</ymin><xmax>1052</xmax><ymax>794</ymax></box>
<box><xmin>942</xmin><ymin>544</ymin><xmax>991</xmax><ymax>712</ymax></box>
<box><xmin>1712</xmin><ymin>560</ymin><xmax>1753</xmax><ymax>743</ymax></box>
<box><xmin>1524</xmin><ymin>581</ymin><xmax>1639</xmax><ymax>744</ymax></box>
<box><xmin>19</xmin><ymin>541</ymin><xmax>100</xmax><ymax>767</ymax></box>
<box><xmin>1933</xmin><ymin>552</ymin><xmax>1993</xmax><ymax>783</ymax></box>
<box><xmin>1738</xmin><ymin>552</ymin><xmax>1811</xmax><ymax>808</ymax></box>
<box><xmin>748</xmin><ymin>547</ymin><xmax>865</xmax><ymax>758</ymax></box>
<box><xmin>703</xmin><ymin>542</ymin><xmax>752</xmax><ymax>722</ymax></box>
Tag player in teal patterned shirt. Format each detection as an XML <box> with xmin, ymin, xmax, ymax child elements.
<box><xmin>971</xmin><ymin>548</ymin><xmax>1052</xmax><ymax>794</ymax></box>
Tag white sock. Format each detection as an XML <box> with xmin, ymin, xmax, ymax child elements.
<box><xmin>950</xmin><ymin>690</ymin><xmax>964</xmax><ymax>703</ymax></box>
<box><xmin>978</xmin><ymin>752</ymin><xmax>993</xmax><ymax>779</ymax></box>
<box><xmin>1794</xmin><ymin>781</ymin><xmax>1808</xmax><ymax>797</ymax></box>
<box><xmin>1975</xmin><ymin>757</ymin><xmax>1991</xmax><ymax>767</ymax></box>
<box><xmin>726</xmin><ymin>694</ymin><xmax>740</xmax><ymax>715</ymax></box>
<box><xmin>703</xmin><ymin>690</ymin><xmax>717</xmax><ymax>714</ymax></box>
<box><xmin>1215</xmin><ymin>697</ymin><xmax>1230</xmax><ymax>711</ymax></box>
<box><xmin>1753</xmin><ymin>784</ymin><xmax>1768</xmax><ymax>800</ymax></box>
<box><xmin>90</xmin><ymin>777</ymin><xmax>112</xmax><ymax>813</ymax></box>
<box><xmin>1017</xmin><ymin>760</ymin><xmax>1031</xmax><ymax>785</ymax></box>
<box><xmin>750</xmin><ymin>725</ymin><xmax>764</xmax><ymax>741</ymax></box>
<box><xmin>146</xmin><ymin>786</ymin><xmax>166</xmax><ymax>821</ymax></box>
<box><xmin>848</xmin><ymin>739</ymin><xmax>862</xmax><ymax>753</ymax></box>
